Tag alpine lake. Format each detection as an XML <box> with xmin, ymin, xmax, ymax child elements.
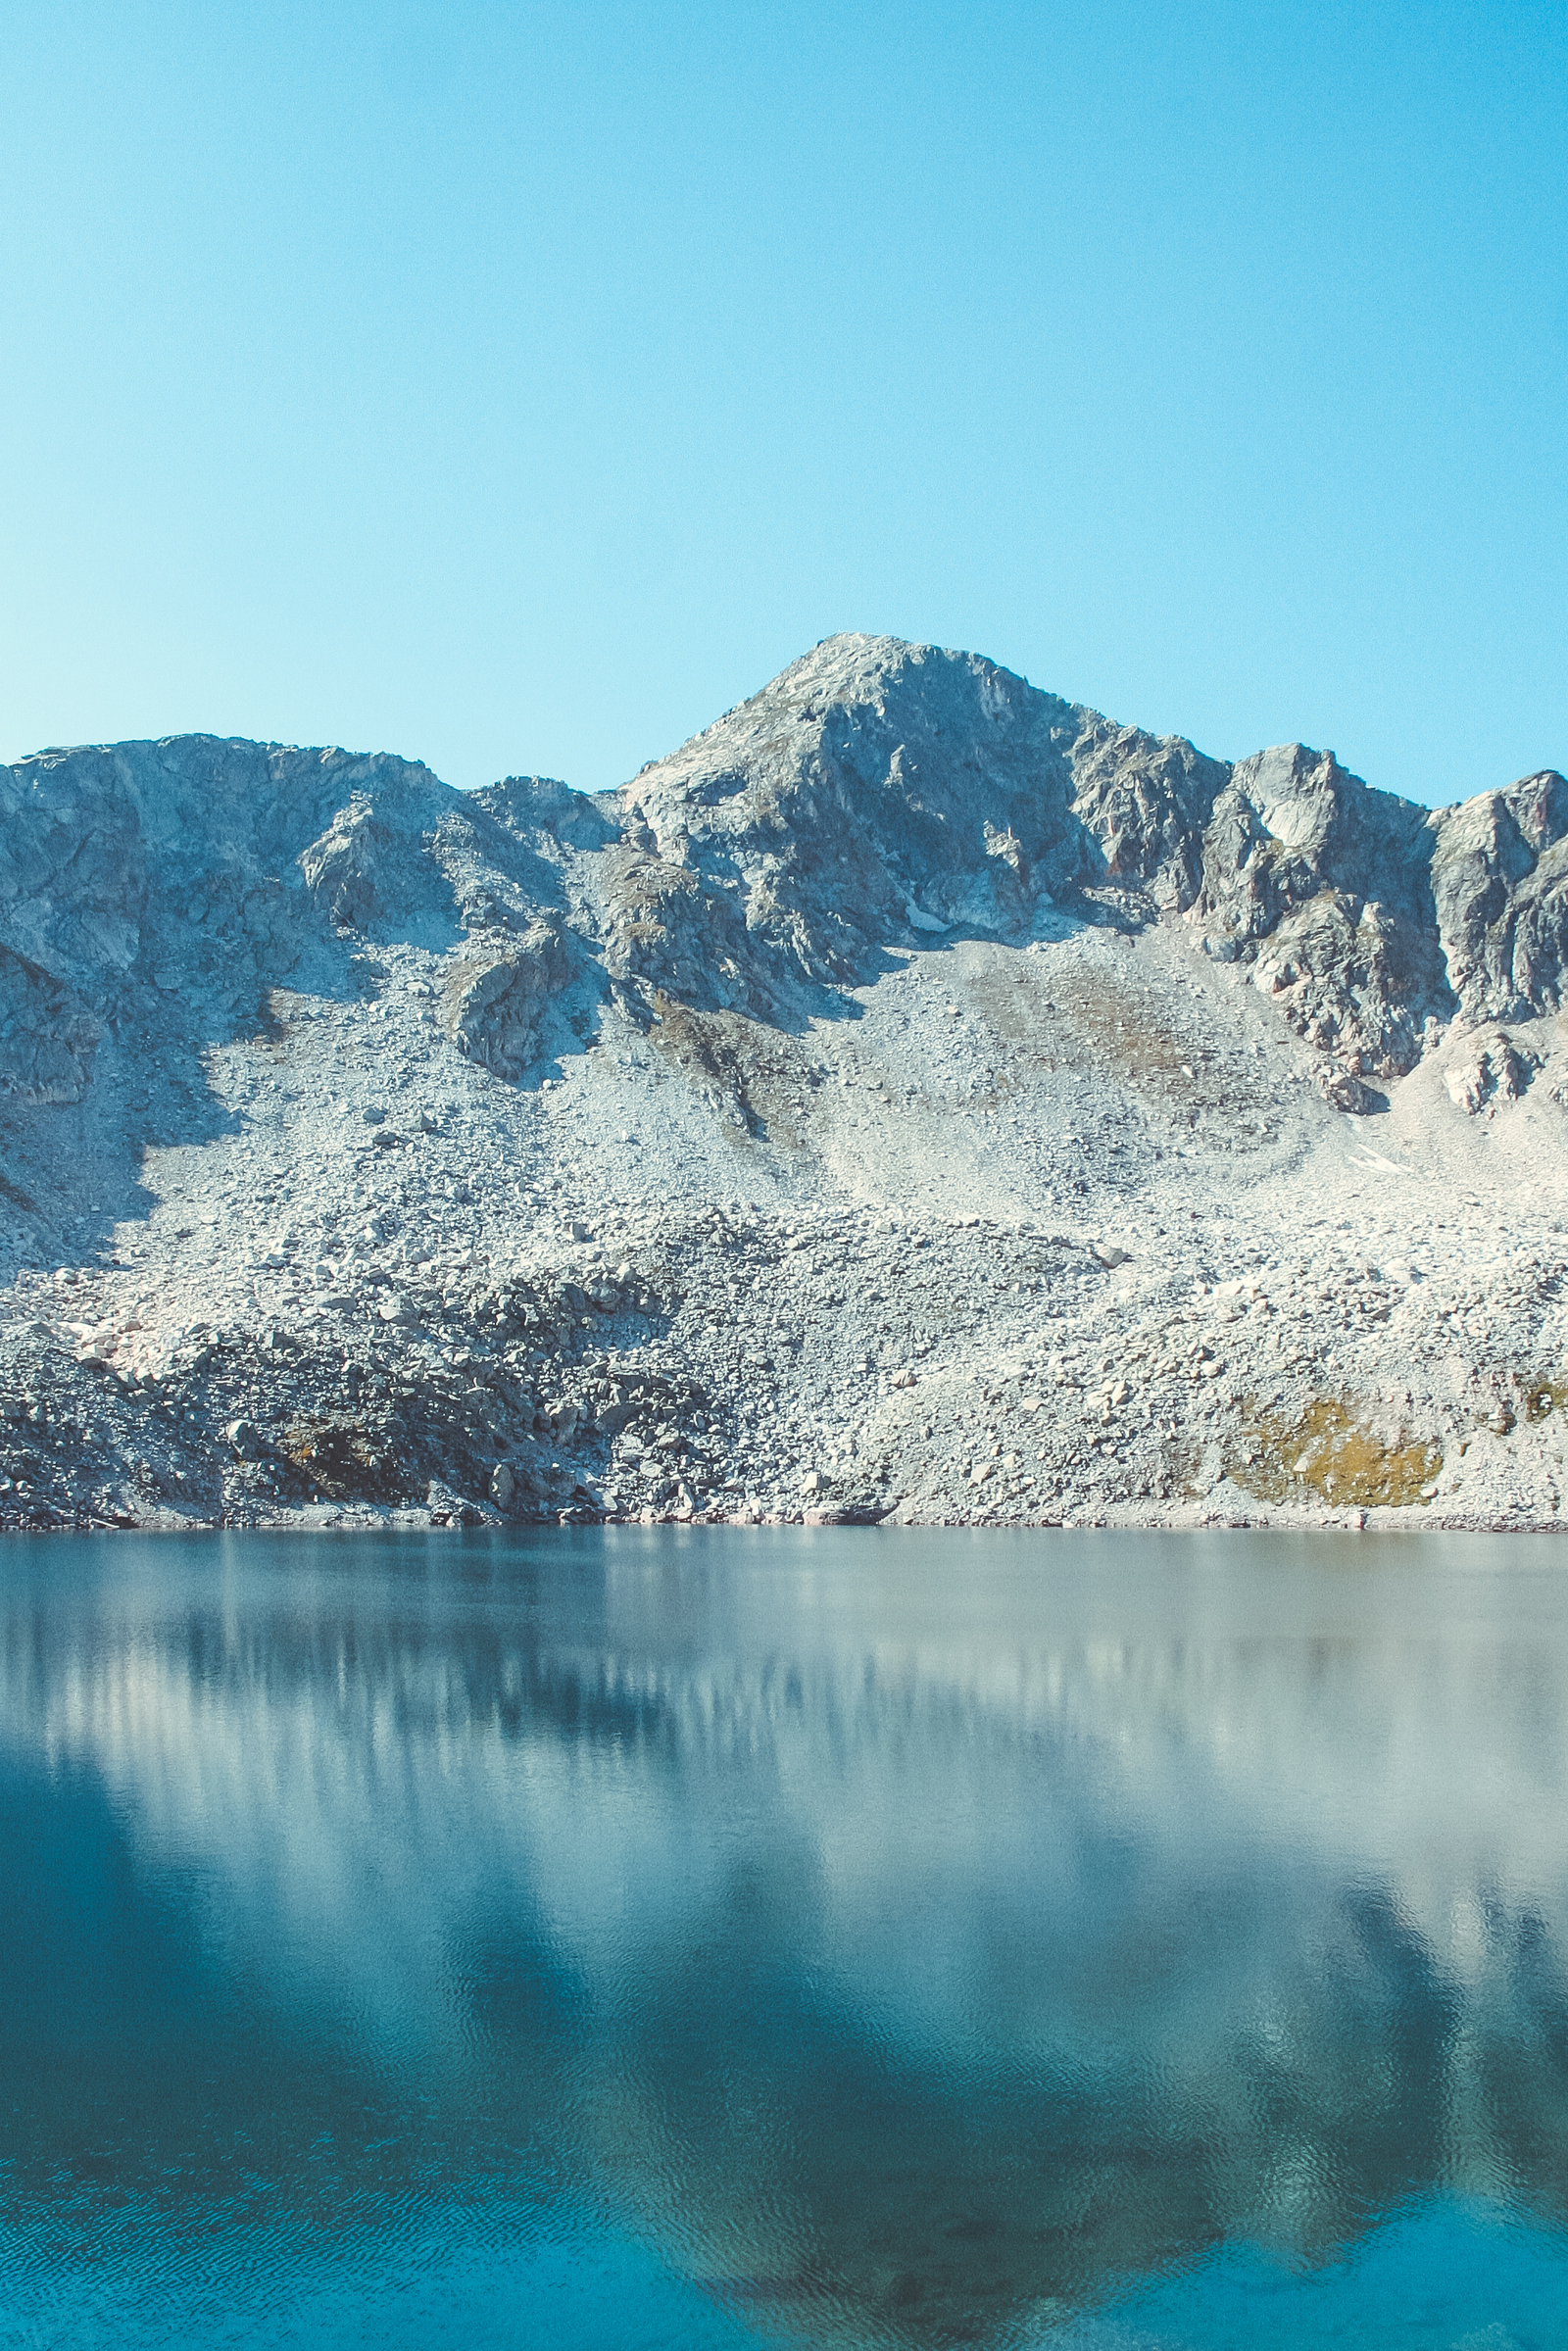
<box><xmin>3</xmin><ymin>1527</ymin><xmax>1567</xmax><ymax>2349</ymax></box>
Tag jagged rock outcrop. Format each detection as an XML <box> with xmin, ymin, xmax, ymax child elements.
<box><xmin>475</xmin><ymin>774</ymin><xmax>619</xmax><ymax>854</ymax></box>
<box><xmin>0</xmin><ymin>736</ymin><xmax>595</xmax><ymax>1088</ymax></box>
<box><xmin>0</xmin><ymin>745</ymin><xmax>149</xmax><ymax>985</ymax></box>
<box><xmin>1067</xmin><ymin>716</ymin><xmax>1228</xmax><ymax>905</ymax></box>
<box><xmin>0</xmin><ymin>947</ymin><xmax>101</xmax><ymax>1103</ymax></box>
<box><xmin>0</xmin><ymin>737</ymin><xmax>461</xmax><ymax>1025</ymax></box>
<box><xmin>1430</xmin><ymin>771</ymin><xmax>1568</xmax><ymax>1025</ymax></box>
<box><xmin>610</xmin><ymin>636</ymin><xmax>1093</xmax><ymax>1007</ymax></box>
<box><xmin>1176</xmin><ymin>754</ymin><xmax>1568</xmax><ymax>1077</ymax></box>
<box><xmin>1178</xmin><ymin>746</ymin><xmax>1450</xmax><ymax>1089</ymax></box>
<box><xmin>1443</xmin><ymin>1028</ymin><xmax>1544</xmax><ymax>1114</ymax></box>
<box><xmin>302</xmin><ymin>798</ymin><xmax>441</xmax><ymax>934</ymax></box>
<box><xmin>438</xmin><ymin>922</ymin><xmax>573</xmax><ymax>1081</ymax></box>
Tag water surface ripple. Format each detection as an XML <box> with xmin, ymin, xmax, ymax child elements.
<box><xmin>2</xmin><ymin>1528</ymin><xmax>1567</xmax><ymax>2348</ymax></box>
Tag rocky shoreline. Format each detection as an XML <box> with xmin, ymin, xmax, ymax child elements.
<box><xmin>5</xmin><ymin>1180</ymin><xmax>1567</xmax><ymax>1539</ymax></box>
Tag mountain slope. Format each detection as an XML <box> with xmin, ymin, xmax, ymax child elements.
<box><xmin>2</xmin><ymin>635</ymin><xmax>1566</xmax><ymax>1535</ymax></box>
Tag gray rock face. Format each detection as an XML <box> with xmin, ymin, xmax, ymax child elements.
<box><xmin>0</xmin><ymin>745</ymin><xmax>149</xmax><ymax>986</ymax></box>
<box><xmin>1068</xmin><ymin>717</ymin><xmax>1228</xmax><ymax>906</ymax></box>
<box><xmin>1430</xmin><ymin>772</ymin><xmax>1568</xmax><ymax>1025</ymax></box>
<box><xmin>475</xmin><ymin>774</ymin><xmax>618</xmax><ymax>853</ymax></box>
<box><xmin>1443</xmin><ymin>1028</ymin><xmax>1543</xmax><ymax>1114</ymax></box>
<box><xmin>438</xmin><ymin>924</ymin><xmax>573</xmax><ymax>1081</ymax></box>
<box><xmin>0</xmin><ymin>734</ymin><xmax>590</xmax><ymax>1082</ymax></box>
<box><xmin>0</xmin><ymin>946</ymin><xmax>101</xmax><ymax>1103</ymax></box>
<box><xmin>1182</xmin><ymin>745</ymin><xmax>1448</xmax><ymax>1083</ymax></box>
<box><xmin>0</xmin><ymin>641</ymin><xmax>1563</xmax><ymax>1127</ymax></box>
<box><xmin>598</xmin><ymin>636</ymin><xmax>1568</xmax><ymax>1089</ymax></box>
<box><xmin>301</xmin><ymin>796</ymin><xmax>448</xmax><ymax>936</ymax></box>
<box><xmin>0</xmin><ymin>736</ymin><xmax>452</xmax><ymax>1025</ymax></box>
<box><xmin>609</xmin><ymin>636</ymin><xmax>1092</xmax><ymax>1013</ymax></box>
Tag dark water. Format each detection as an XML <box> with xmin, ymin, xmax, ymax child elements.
<box><xmin>3</xmin><ymin>1530</ymin><xmax>1568</xmax><ymax>2349</ymax></box>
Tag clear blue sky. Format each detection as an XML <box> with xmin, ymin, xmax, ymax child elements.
<box><xmin>3</xmin><ymin>0</ymin><xmax>1563</xmax><ymax>807</ymax></box>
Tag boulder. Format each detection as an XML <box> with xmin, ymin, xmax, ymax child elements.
<box><xmin>438</xmin><ymin>922</ymin><xmax>571</xmax><ymax>1082</ymax></box>
<box><xmin>1444</xmin><ymin>1031</ymin><xmax>1542</xmax><ymax>1114</ymax></box>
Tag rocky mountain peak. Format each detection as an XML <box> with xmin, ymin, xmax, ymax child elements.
<box><xmin>609</xmin><ymin>635</ymin><xmax>1090</xmax><ymax>1009</ymax></box>
<box><xmin>1</xmin><ymin>638</ymin><xmax>1564</xmax><ymax>1119</ymax></box>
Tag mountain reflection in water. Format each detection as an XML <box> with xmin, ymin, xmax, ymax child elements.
<box><xmin>3</xmin><ymin>1527</ymin><xmax>1568</xmax><ymax>2348</ymax></box>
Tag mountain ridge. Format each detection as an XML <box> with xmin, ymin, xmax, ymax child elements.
<box><xmin>2</xmin><ymin>632</ymin><xmax>1567</xmax><ymax>1537</ymax></box>
<box><xmin>9</xmin><ymin>632</ymin><xmax>1564</xmax><ymax>1112</ymax></box>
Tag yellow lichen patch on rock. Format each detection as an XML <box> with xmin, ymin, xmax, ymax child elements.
<box><xmin>1517</xmin><ymin>1374</ymin><xmax>1568</xmax><ymax>1424</ymax></box>
<box><xmin>1227</xmin><ymin>1397</ymin><xmax>1443</xmax><ymax>1509</ymax></box>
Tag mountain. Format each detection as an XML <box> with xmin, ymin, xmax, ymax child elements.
<box><xmin>2</xmin><ymin>633</ymin><xmax>1566</xmax><ymax>1533</ymax></box>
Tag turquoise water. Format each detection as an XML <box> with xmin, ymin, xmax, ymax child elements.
<box><xmin>2</xmin><ymin>1529</ymin><xmax>1567</xmax><ymax>2348</ymax></box>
